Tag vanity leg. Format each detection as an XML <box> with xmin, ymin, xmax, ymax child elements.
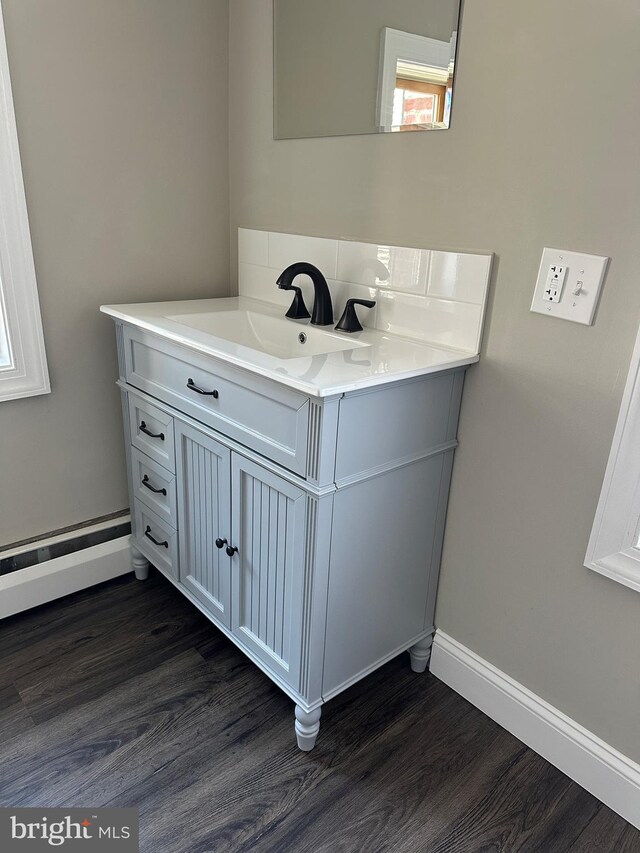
<box><xmin>294</xmin><ymin>704</ymin><xmax>322</xmax><ymax>751</ymax></box>
<box><xmin>409</xmin><ymin>634</ymin><xmax>433</xmax><ymax>673</ymax></box>
<box><xmin>131</xmin><ymin>543</ymin><xmax>150</xmax><ymax>581</ymax></box>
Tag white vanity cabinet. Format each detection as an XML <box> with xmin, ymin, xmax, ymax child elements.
<box><xmin>112</xmin><ymin>320</ymin><xmax>466</xmax><ymax>750</ymax></box>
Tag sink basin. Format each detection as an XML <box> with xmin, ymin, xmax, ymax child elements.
<box><xmin>166</xmin><ymin>309</ymin><xmax>370</xmax><ymax>359</ymax></box>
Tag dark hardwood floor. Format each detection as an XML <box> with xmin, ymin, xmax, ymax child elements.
<box><xmin>0</xmin><ymin>571</ymin><xmax>637</xmax><ymax>853</ymax></box>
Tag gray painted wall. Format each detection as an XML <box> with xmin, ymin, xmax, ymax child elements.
<box><xmin>229</xmin><ymin>0</ymin><xmax>640</xmax><ymax>760</ymax></box>
<box><xmin>0</xmin><ymin>0</ymin><xmax>229</xmax><ymax>546</ymax></box>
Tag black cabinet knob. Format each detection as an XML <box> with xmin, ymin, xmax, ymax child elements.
<box><xmin>215</xmin><ymin>538</ymin><xmax>237</xmax><ymax>556</ymax></box>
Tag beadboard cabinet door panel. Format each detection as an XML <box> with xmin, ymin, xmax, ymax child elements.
<box><xmin>230</xmin><ymin>454</ymin><xmax>307</xmax><ymax>691</ymax></box>
<box><xmin>176</xmin><ymin>421</ymin><xmax>232</xmax><ymax>628</ymax></box>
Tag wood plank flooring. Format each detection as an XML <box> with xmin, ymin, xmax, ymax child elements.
<box><xmin>0</xmin><ymin>571</ymin><xmax>637</xmax><ymax>853</ymax></box>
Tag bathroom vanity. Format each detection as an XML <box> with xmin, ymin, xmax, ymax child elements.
<box><xmin>102</xmin><ymin>230</ymin><xmax>491</xmax><ymax>750</ymax></box>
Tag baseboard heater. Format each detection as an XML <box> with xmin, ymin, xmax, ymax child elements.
<box><xmin>0</xmin><ymin>513</ymin><xmax>133</xmax><ymax>619</ymax></box>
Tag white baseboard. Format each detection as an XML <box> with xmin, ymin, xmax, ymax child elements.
<box><xmin>0</xmin><ymin>535</ymin><xmax>132</xmax><ymax>619</ymax></box>
<box><xmin>430</xmin><ymin>629</ymin><xmax>640</xmax><ymax>830</ymax></box>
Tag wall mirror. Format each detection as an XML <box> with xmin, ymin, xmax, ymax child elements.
<box><xmin>274</xmin><ymin>0</ymin><xmax>462</xmax><ymax>140</ymax></box>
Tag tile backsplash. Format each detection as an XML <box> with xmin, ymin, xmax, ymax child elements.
<box><xmin>238</xmin><ymin>229</ymin><xmax>492</xmax><ymax>354</ymax></box>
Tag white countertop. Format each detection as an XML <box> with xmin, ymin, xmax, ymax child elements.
<box><xmin>100</xmin><ymin>296</ymin><xmax>478</xmax><ymax>397</ymax></box>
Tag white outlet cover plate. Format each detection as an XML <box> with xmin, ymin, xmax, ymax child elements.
<box><xmin>531</xmin><ymin>247</ymin><xmax>609</xmax><ymax>325</ymax></box>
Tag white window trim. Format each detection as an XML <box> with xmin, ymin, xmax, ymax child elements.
<box><xmin>585</xmin><ymin>321</ymin><xmax>640</xmax><ymax>592</ymax></box>
<box><xmin>0</xmin><ymin>0</ymin><xmax>49</xmax><ymax>402</ymax></box>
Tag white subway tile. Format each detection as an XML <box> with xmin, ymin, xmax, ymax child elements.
<box><xmin>268</xmin><ymin>232</ymin><xmax>338</xmax><ymax>279</ymax></box>
<box><xmin>385</xmin><ymin>245</ymin><xmax>430</xmax><ymax>294</ymax></box>
<box><xmin>375</xmin><ymin>291</ymin><xmax>483</xmax><ymax>353</ymax></box>
<box><xmin>238</xmin><ymin>228</ymin><xmax>269</xmax><ymax>266</ymax></box>
<box><xmin>337</xmin><ymin>241</ymin><xmax>388</xmax><ymax>287</ymax></box>
<box><xmin>238</xmin><ymin>263</ymin><xmax>286</xmax><ymax>307</ymax></box>
<box><xmin>337</xmin><ymin>240</ymin><xmax>430</xmax><ymax>294</ymax></box>
<box><xmin>428</xmin><ymin>252</ymin><xmax>492</xmax><ymax>305</ymax></box>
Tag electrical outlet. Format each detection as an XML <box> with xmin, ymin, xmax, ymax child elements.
<box><xmin>542</xmin><ymin>264</ymin><xmax>567</xmax><ymax>302</ymax></box>
<box><xmin>531</xmin><ymin>248</ymin><xmax>608</xmax><ymax>325</ymax></box>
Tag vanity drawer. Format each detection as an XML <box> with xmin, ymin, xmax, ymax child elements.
<box><xmin>128</xmin><ymin>391</ymin><xmax>175</xmax><ymax>473</ymax></box>
<box><xmin>133</xmin><ymin>499</ymin><xmax>178</xmax><ymax>580</ymax></box>
<box><xmin>131</xmin><ymin>446</ymin><xmax>177</xmax><ymax>528</ymax></box>
<box><xmin>123</xmin><ymin>327</ymin><xmax>310</xmax><ymax>476</ymax></box>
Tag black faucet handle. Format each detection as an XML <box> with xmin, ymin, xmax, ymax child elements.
<box><xmin>335</xmin><ymin>298</ymin><xmax>376</xmax><ymax>333</ymax></box>
<box><xmin>278</xmin><ymin>283</ymin><xmax>311</xmax><ymax>320</ymax></box>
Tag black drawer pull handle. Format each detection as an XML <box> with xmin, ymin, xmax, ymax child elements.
<box><xmin>215</xmin><ymin>537</ymin><xmax>227</xmax><ymax>549</ymax></box>
<box><xmin>225</xmin><ymin>544</ymin><xmax>238</xmax><ymax>557</ymax></box>
<box><xmin>144</xmin><ymin>526</ymin><xmax>168</xmax><ymax>548</ymax></box>
<box><xmin>142</xmin><ymin>475</ymin><xmax>167</xmax><ymax>496</ymax></box>
<box><xmin>139</xmin><ymin>421</ymin><xmax>165</xmax><ymax>440</ymax></box>
<box><xmin>187</xmin><ymin>378</ymin><xmax>219</xmax><ymax>398</ymax></box>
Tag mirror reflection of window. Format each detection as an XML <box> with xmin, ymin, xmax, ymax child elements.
<box><xmin>392</xmin><ymin>58</ymin><xmax>452</xmax><ymax>130</ymax></box>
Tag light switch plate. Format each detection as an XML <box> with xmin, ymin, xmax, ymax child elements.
<box><xmin>531</xmin><ymin>248</ymin><xmax>609</xmax><ymax>325</ymax></box>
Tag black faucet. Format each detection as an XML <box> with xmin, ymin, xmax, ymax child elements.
<box><xmin>276</xmin><ymin>262</ymin><xmax>333</xmax><ymax>326</ymax></box>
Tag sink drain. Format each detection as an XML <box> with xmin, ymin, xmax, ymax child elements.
<box><xmin>298</xmin><ymin>332</ymin><xmax>307</xmax><ymax>344</ymax></box>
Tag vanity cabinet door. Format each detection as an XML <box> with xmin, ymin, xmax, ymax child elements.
<box><xmin>230</xmin><ymin>454</ymin><xmax>307</xmax><ymax>691</ymax></box>
<box><xmin>175</xmin><ymin>421</ymin><xmax>232</xmax><ymax>628</ymax></box>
